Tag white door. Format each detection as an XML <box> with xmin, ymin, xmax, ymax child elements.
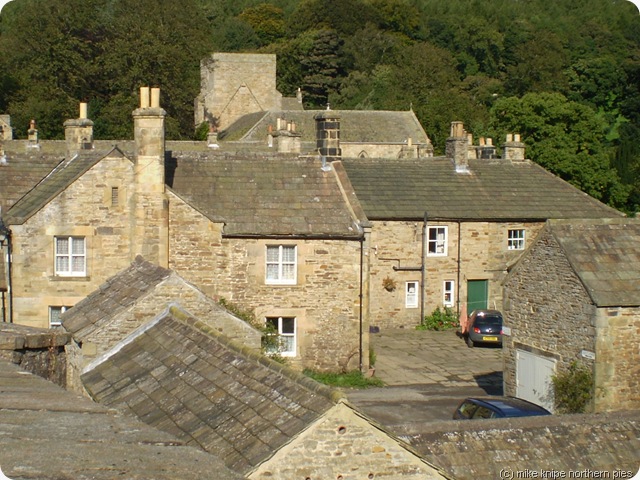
<box><xmin>516</xmin><ymin>349</ymin><xmax>556</xmax><ymax>411</ymax></box>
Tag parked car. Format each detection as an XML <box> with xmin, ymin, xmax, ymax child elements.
<box><xmin>466</xmin><ymin>309</ymin><xmax>503</xmax><ymax>347</ymax></box>
<box><xmin>453</xmin><ymin>397</ymin><xmax>552</xmax><ymax>419</ymax></box>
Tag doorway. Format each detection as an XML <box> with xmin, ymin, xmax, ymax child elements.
<box><xmin>467</xmin><ymin>280</ymin><xmax>488</xmax><ymax>314</ymax></box>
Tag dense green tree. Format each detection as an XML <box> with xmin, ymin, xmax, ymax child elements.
<box><xmin>238</xmin><ymin>3</ymin><xmax>286</xmax><ymax>46</ymax></box>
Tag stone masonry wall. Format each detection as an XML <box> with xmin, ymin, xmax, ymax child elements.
<box><xmin>370</xmin><ymin>220</ymin><xmax>543</xmax><ymax>329</ymax></box>
<box><xmin>595</xmin><ymin>306</ymin><xmax>640</xmax><ymax>411</ymax></box>
<box><xmin>10</xmin><ymin>155</ymin><xmax>136</xmax><ymax>328</ymax></box>
<box><xmin>250</xmin><ymin>402</ymin><xmax>446</xmax><ymax>480</ymax></box>
<box><xmin>168</xmin><ymin>192</ymin><xmax>368</xmax><ymax>373</ymax></box>
<box><xmin>502</xmin><ymin>227</ymin><xmax>596</xmax><ymax>401</ymax></box>
<box><xmin>196</xmin><ymin>53</ymin><xmax>280</xmax><ymax>129</ymax></box>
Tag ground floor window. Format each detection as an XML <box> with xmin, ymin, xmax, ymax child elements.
<box><xmin>443</xmin><ymin>280</ymin><xmax>455</xmax><ymax>307</ymax></box>
<box><xmin>405</xmin><ymin>281</ymin><xmax>419</xmax><ymax>308</ymax></box>
<box><xmin>265</xmin><ymin>317</ymin><xmax>296</xmax><ymax>357</ymax></box>
<box><xmin>49</xmin><ymin>306</ymin><xmax>71</xmax><ymax>328</ymax></box>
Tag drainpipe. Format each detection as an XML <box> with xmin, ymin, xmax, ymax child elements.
<box><xmin>359</xmin><ymin>235</ymin><xmax>364</xmax><ymax>371</ymax></box>
<box><xmin>457</xmin><ymin>221</ymin><xmax>462</xmax><ymax>318</ymax></box>
<box><xmin>421</xmin><ymin>212</ymin><xmax>428</xmax><ymax>324</ymax></box>
<box><xmin>0</xmin><ymin>219</ymin><xmax>12</xmax><ymax>323</ymax></box>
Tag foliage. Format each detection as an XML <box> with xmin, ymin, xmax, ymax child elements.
<box><xmin>551</xmin><ymin>361</ymin><xmax>594</xmax><ymax>414</ymax></box>
<box><xmin>1</xmin><ymin>0</ymin><xmax>639</xmax><ymax>210</ymax></box>
<box><xmin>417</xmin><ymin>307</ymin><xmax>459</xmax><ymax>331</ymax></box>
<box><xmin>217</xmin><ymin>297</ymin><xmax>287</xmax><ymax>364</ymax></box>
<box><xmin>303</xmin><ymin>369</ymin><xmax>384</xmax><ymax>388</ymax></box>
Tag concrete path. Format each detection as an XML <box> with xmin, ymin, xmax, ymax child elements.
<box><xmin>346</xmin><ymin>328</ymin><xmax>504</xmax><ymax>426</ymax></box>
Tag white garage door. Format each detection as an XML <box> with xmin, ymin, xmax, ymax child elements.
<box><xmin>516</xmin><ymin>349</ymin><xmax>556</xmax><ymax>411</ymax></box>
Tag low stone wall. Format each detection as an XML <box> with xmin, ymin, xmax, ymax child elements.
<box><xmin>0</xmin><ymin>323</ymin><xmax>70</xmax><ymax>387</ymax></box>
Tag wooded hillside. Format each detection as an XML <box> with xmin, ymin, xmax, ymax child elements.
<box><xmin>0</xmin><ymin>0</ymin><xmax>638</xmax><ymax>213</ymax></box>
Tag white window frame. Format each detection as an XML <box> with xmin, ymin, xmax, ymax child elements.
<box><xmin>55</xmin><ymin>236</ymin><xmax>86</xmax><ymax>277</ymax></box>
<box><xmin>405</xmin><ymin>281</ymin><xmax>419</xmax><ymax>308</ymax></box>
<box><xmin>49</xmin><ymin>306</ymin><xmax>71</xmax><ymax>327</ymax></box>
<box><xmin>427</xmin><ymin>226</ymin><xmax>448</xmax><ymax>256</ymax></box>
<box><xmin>265</xmin><ymin>245</ymin><xmax>297</xmax><ymax>285</ymax></box>
<box><xmin>508</xmin><ymin>229</ymin><xmax>526</xmax><ymax>250</ymax></box>
<box><xmin>443</xmin><ymin>280</ymin><xmax>455</xmax><ymax>308</ymax></box>
<box><xmin>265</xmin><ymin>316</ymin><xmax>297</xmax><ymax>357</ymax></box>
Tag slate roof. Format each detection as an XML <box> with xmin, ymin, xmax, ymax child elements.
<box><xmin>4</xmin><ymin>147</ymin><xmax>127</xmax><ymax>225</ymax></box>
<box><xmin>342</xmin><ymin>157</ymin><xmax>624</xmax><ymax>221</ymax></box>
<box><xmin>223</xmin><ymin>109</ymin><xmax>431</xmax><ymax>146</ymax></box>
<box><xmin>0</xmin><ymin>152</ymin><xmax>62</xmax><ymax>217</ymax></box>
<box><xmin>398</xmin><ymin>411</ymin><xmax>640</xmax><ymax>480</ymax></box>
<box><xmin>81</xmin><ymin>306</ymin><xmax>339</xmax><ymax>475</ymax></box>
<box><xmin>548</xmin><ymin>218</ymin><xmax>640</xmax><ymax>307</ymax></box>
<box><xmin>62</xmin><ymin>256</ymin><xmax>172</xmax><ymax>340</ymax></box>
<box><xmin>167</xmin><ymin>153</ymin><xmax>366</xmax><ymax>237</ymax></box>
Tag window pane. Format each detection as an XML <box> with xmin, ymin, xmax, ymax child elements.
<box><xmin>281</xmin><ymin>335</ymin><xmax>295</xmax><ymax>354</ymax></box>
<box><xmin>282</xmin><ymin>246</ymin><xmax>296</xmax><ymax>262</ymax></box>
<box><xmin>56</xmin><ymin>256</ymin><xmax>69</xmax><ymax>273</ymax></box>
<box><xmin>281</xmin><ymin>317</ymin><xmax>295</xmax><ymax>334</ymax></box>
<box><xmin>266</xmin><ymin>264</ymin><xmax>279</xmax><ymax>280</ymax></box>
<box><xmin>282</xmin><ymin>264</ymin><xmax>295</xmax><ymax>280</ymax></box>
<box><xmin>266</xmin><ymin>246</ymin><xmax>279</xmax><ymax>262</ymax></box>
<box><xmin>71</xmin><ymin>237</ymin><xmax>84</xmax><ymax>254</ymax></box>
<box><xmin>56</xmin><ymin>237</ymin><xmax>69</xmax><ymax>255</ymax></box>
<box><xmin>72</xmin><ymin>256</ymin><xmax>85</xmax><ymax>272</ymax></box>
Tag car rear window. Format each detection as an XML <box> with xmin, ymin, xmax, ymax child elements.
<box><xmin>456</xmin><ymin>401</ymin><xmax>478</xmax><ymax>419</ymax></box>
<box><xmin>475</xmin><ymin>315</ymin><xmax>502</xmax><ymax>326</ymax></box>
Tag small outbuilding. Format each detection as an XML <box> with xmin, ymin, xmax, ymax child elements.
<box><xmin>502</xmin><ymin>218</ymin><xmax>640</xmax><ymax>412</ymax></box>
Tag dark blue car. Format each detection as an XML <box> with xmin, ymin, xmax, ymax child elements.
<box><xmin>453</xmin><ymin>397</ymin><xmax>552</xmax><ymax>419</ymax></box>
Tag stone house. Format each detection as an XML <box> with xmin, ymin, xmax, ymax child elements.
<box><xmin>81</xmin><ymin>304</ymin><xmax>449</xmax><ymax>480</ymax></box>
<box><xmin>0</xmin><ymin>88</ymin><xmax>371</xmax><ymax>373</ymax></box>
<box><xmin>341</xmin><ymin>122</ymin><xmax>624</xmax><ymax>329</ymax></box>
<box><xmin>61</xmin><ymin>255</ymin><xmax>262</xmax><ymax>392</ymax></box>
<box><xmin>502</xmin><ymin>218</ymin><xmax>640</xmax><ymax>412</ymax></box>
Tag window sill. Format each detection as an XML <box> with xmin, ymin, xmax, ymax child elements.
<box><xmin>50</xmin><ymin>275</ymin><xmax>91</xmax><ymax>282</ymax></box>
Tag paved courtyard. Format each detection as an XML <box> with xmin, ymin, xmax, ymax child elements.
<box><xmin>346</xmin><ymin>328</ymin><xmax>504</xmax><ymax>425</ymax></box>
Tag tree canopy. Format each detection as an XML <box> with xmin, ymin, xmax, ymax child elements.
<box><xmin>1</xmin><ymin>0</ymin><xmax>639</xmax><ymax>213</ymax></box>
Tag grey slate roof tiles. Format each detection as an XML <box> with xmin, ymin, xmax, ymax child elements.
<box><xmin>342</xmin><ymin>157</ymin><xmax>624</xmax><ymax>221</ymax></box>
<box><xmin>548</xmin><ymin>218</ymin><xmax>640</xmax><ymax>307</ymax></box>
<box><xmin>62</xmin><ymin>256</ymin><xmax>171</xmax><ymax>339</ymax></box>
<box><xmin>168</xmin><ymin>153</ymin><xmax>364</xmax><ymax>237</ymax></box>
<box><xmin>81</xmin><ymin>307</ymin><xmax>337</xmax><ymax>475</ymax></box>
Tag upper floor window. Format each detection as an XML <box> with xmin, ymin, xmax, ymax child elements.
<box><xmin>55</xmin><ymin>236</ymin><xmax>86</xmax><ymax>276</ymax></box>
<box><xmin>406</xmin><ymin>281</ymin><xmax>419</xmax><ymax>308</ymax></box>
<box><xmin>266</xmin><ymin>245</ymin><xmax>297</xmax><ymax>284</ymax></box>
<box><xmin>508</xmin><ymin>229</ymin><xmax>526</xmax><ymax>250</ymax></box>
<box><xmin>427</xmin><ymin>226</ymin><xmax>448</xmax><ymax>256</ymax></box>
<box><xmin>265</xmin><ymin>316</ymin><xmax>296</xmax><ymax>357</ymax></box>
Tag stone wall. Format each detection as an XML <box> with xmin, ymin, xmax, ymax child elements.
<box><xmin>502</xmin><ymin>227</ymin><xmax>597</xmax><ymax>403</ymax></box>
<box><xmin>595</xmin><ymin>306</ymin><xmax>640</xmax><ymax>411</ymax></box>
<box><xmin>195</xmin><ymin>53</ymin><xmax>280</xmax><ymax>130</ymax></box>
<box><xmin>370</xmin><ymin>220</ymin><xmax>543</xmax><ymax>329</ymax></box>
<box><xmin>10</xmin><ymin>154</ymin><xmax>136</xmax><ymax>328</ymax></box>
<box><xmin>250</xmin><ymin>402</ymin><xmax>447</xmax><ymax>480</ymax></box>
<box><xmin>168</xmin><ymin>192</ymin><xmax>368</xmax><ymax>372</ymax></box>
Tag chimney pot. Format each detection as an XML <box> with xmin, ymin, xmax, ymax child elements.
<box><xmin>80</xmin><ymin>103</ymin><xmax>88</xmax><ymax>119</ymax></box>
<box><xmin>140</xmin><ymin>87</ymin><xmax>150</xmax><ymax>108</ymax></box>
<box><xmin>151</xmin><ymin>88</ymin><xmax>160</xmax><ymax>108</ymax></box>
<box><xmin>514</xmin><ymin>134</ymin><xmax>521</xmax><ymax>142</ymax></box>
<box><xmin>487</xmin><ymin>138</ymin><xmax>493</xmax><ymax>146</ymax></box>
<box><xmin>479</xmin><ymin>137</ymin><xmax>485</xmax><ymax>146</ymax></box>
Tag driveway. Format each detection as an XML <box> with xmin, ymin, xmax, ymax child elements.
<box><xmin>346</xmin><ymin>328</ymin><xmax>504</xmax><ymax>426</ymax></box>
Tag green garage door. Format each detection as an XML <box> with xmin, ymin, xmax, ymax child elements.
<box><xmin>467</xmin><ymin>280</ymin><xmax>488</xmax><ymax>315</ymax></box>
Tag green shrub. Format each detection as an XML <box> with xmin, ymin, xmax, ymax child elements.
<box><xmin>551</xmin><ymin>361</ymin><xmax>594</xmax><ymax>413</ymax></box>
<box><xmin>417</xmin><ymin>306</ymin><xmax>459</xmax><ymax>331</ymax></box>
<box><xmin>194</xmin><ymin>121</ymin><xmax>210</xmax><ymax>141</ymax></box>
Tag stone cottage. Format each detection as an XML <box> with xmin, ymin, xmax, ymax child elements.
<box><xmin>61</xmin><ymin>255</ymin><xmax>262</xmax><ymax>393</ymax></box>
<box><xmin>0</xmin><ymin>88</ymin><xmax>371</xmax><ymax>373</ymax></box>
<box><xmin>81</xmin><ymin>305</ymin><xmax>449</xmax><ymax>480</ymax></box>
<box><xmin>502</xmin><ymin>218</ymin><xmax>640</xmax><ymax>412</ymax></box>
<box><xmin>341</xmin><ymin>122</ymin><xmax>624</xmax><ymax>329</ymax></box>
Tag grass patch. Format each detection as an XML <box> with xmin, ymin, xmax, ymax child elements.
<box><xmin>304</xmin><ymin>369</ymin><xmax>384</xmax><ymax>389</ymax></box>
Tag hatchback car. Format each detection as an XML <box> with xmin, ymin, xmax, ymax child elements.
<box><xmin>466</xmin><ymin>309</ymin><xmax>503</xmax><ymax>347</ymax></box>
<box><xmin>453</xmin><ymin>397</ymin><xmax>552</xmax><ymax>420</ymax></box>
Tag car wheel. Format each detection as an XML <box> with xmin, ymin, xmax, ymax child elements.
<box><xmin>467</xmin><ymin>336</ymin><xmax>474</xmax><ymax>348</ymax></box>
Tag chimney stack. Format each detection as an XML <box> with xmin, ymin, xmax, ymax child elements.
<box><xmin>132</xmin><ymin>86</ymin><xmax>168</xmax><ymax>267</ymax></box>
<box><xmin>503</xmin><ymin>133</ymin><xmax>526</xmax><ymax>161</ymax></box>
<box><xmin>64</xmin><ymin>102</ymin><xmax>94</xmax><ymax>158</ymax></box>
<box><xmin>314</xmin><ymin>111</ymin><xmax>341</xmax><ymax>161</ymax></box>
<box><xmin>446</xmin><ymin>121</ymin><xmax>469</xmax><ymax>173</ymax></box>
